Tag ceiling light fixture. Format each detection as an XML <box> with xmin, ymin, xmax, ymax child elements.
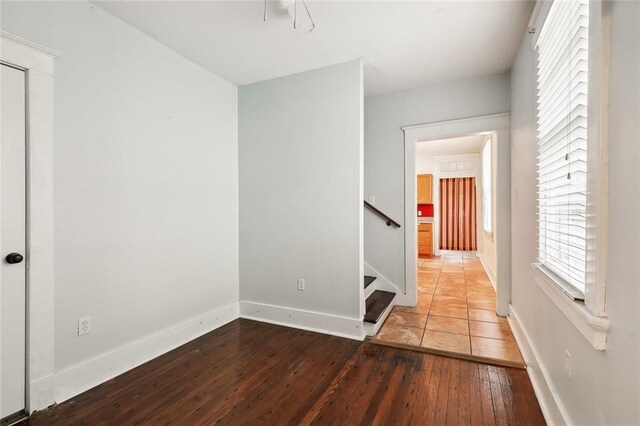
<box><xmin>263</xmin><ymin>0</ymin><xmax>316</xmax><ymax>33</ymax></box>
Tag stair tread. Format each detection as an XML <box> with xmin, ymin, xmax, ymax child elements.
<box><xmin>364</xmin><ymin>290</ymin><xmax>395</xmax><ymax>324</ymax></box>
<box><xmin>364</xmin><ymin>275</ymin><xmax>377</xmax><ymax>289</ymax></box>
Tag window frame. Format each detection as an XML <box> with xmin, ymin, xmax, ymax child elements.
<box><xmin>534</xmin><ymin>0</ymin><xmax>590</xmax><ymax>298</ymax></box>
<box><xmin>528</xmin><ymin>0</ymin><xmax>610</xmax><ymax>349</ymax></box>
<box><xmin>481</xmin><ymin>137</ymin><xmax>492</xmax><ymax>234</ymax></box>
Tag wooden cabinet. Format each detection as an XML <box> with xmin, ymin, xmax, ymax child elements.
<box><xmin>418</xmin><ymin>223</ymin><xmax>433</xmax><ymax>258</ymax></box>
<box><xmin>417</xmin><ymin>174</ymin><xmax>433</xmax><ymax>204</ymax></box>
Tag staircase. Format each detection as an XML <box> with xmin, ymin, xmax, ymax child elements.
<box><xmin>363</xmin><ymin>275</ymin><xmax>396</xmax><ymax>336</ymax></box>
<box><xmin>362</xmin><ymin>201</ymin><xmax>400</xmax><ymax>336</ymax></box>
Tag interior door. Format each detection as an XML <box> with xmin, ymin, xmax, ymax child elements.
<box><xmin>0</xmin><ymin>63</ymin><xmax>27</xmax><ymax>419</ymax></box>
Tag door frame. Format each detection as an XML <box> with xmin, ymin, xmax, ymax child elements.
<box><xmin>0</xmin><ymin>31</ymin><xmax>58</xmax><ymax>413</ymax></box>
<box><xmin>402</xmin><ymin>113</ymin><xmax>511</xmax><ymax>316</ymax></box>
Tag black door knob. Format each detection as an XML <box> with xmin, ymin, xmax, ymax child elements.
<box><xmin>5</xmin><ymin>253</ymin><xmax>24</xmax><ymax>264</ymax></box>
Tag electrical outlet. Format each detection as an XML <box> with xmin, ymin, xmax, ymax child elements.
<box><xmin>369</xmin><ymin>195</ymin><xmax>375</xmax><ymax>205</ymax></box>
<box><xmin>78</xmin><ymin>317</ymin><xmax>90</xmax><ymax>336</ymax></box>
<box><xmin>297</xmin><ymin>278</ymin><xmax>305</xmax><ymax>291</ymax></box>
<box><xmin>564</xmin><ymin>349</ymin><xmax>572</xmax><ymax>378</ymax></box>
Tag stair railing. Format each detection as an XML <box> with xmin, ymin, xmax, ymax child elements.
<box><xmin>364</xmin><ymin>200</ymin><xmax>401</xmax><ymax>228</ymax></box>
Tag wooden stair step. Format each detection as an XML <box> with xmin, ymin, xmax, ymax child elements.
<box><xmin>364</xmin><ymin>275</ymin><xmax>377</xmax><ymax>289</ymax></box>
<box><xmin>364</xmin><ymin>290</ymin><xmax>395</xmax><ymax>324</ymax></box>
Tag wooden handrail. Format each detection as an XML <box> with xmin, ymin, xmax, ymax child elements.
<box><xmin>364</xmin><ymin>201</ymin><xmax>401</xmax><ymax>228</ymax></box>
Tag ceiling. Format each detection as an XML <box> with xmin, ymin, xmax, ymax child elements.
<box><xmin>417</xmin><ymin>134</ymin><xmax>486</xmax><ymax>155</ymax></box>
<box><xmin>93</xmin><ymin>0</ymin><xmax>534</xmax><ymax>97</ymax></box>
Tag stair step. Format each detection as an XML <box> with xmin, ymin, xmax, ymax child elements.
<box><xmin>364</xmin><ymin>290</ymin><xmax>395</xmax><ymax>324</ymax></box>
<box><xmin>364</xmin><ymin>275</ymin><xmax>377</xmax><ymax>289</ymax></box>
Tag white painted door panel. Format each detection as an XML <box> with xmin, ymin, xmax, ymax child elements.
<box><xmin>0</xmin><ymin>63</ymin><xmax>27</xmax><ymax>418</ymax></box>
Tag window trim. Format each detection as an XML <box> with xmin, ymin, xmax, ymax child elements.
<box><xmin>583</xmin><ymin>0</ymin><xmax>609</xmax><ymax>318</ymax></box>
<box><xmin>481</xmin><ymin>137</ymin><xmax>492</xmax><ymax>234</ymax></box>
<box><xmin>529</xmin><ymin>0</ymin><xmax>610</xmax><ymax>349</ymax></box>
<box><xmin>532</xmin><ymin>263</ymin><xmax>610</xmax><ymax>350</ymax></box>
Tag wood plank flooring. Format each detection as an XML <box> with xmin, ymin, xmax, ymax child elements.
<box><xmin>21</xmin><ymin>319</ymin><xmax>545</xmax><ymax>425</ymax></box>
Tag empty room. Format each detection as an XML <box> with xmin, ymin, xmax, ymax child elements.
<box><xmin>0</xmin><ymin>0</ymin><xmax>638</xmax><ymax>424</ymax></box>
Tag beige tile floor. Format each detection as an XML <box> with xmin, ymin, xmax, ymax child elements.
<box><xmin>373</xmin><ymin>253</ymin><xmax>525</xmax><ymax>368</ymax></box>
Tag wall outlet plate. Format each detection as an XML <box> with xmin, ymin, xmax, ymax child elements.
<box><xmin>297</xmin><ymin>278</ymin><xmax>305</xmax><ymax>291</ymax></box>
<box><xmin>78</xmin><ymin>317</ymin><xmax>90</xmax><ymax>336</ymax></box>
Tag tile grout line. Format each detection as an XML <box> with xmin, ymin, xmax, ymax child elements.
<box><xmin>420</xmin><ymin>259</ymin><xmax>441</xmax><ymax>346</ymax></box>
<box><xmin>379</xmin><ymin>254</ymin><xmax>523</xmax><ymax>365</ymax></box>
<box><xmin>465</xmin><ymin>260</ymin><xmax>473</xmax><ymax>355</ymax></box>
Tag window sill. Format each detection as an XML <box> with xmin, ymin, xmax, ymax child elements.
<box><xmin>531</xmin><ymin>263</ymin><xmax>610</xmax><ymax>350</ymax></box>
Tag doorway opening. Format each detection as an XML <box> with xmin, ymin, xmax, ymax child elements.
<box><xmin>371</xmin><ymin>114</ymin><xmax>523</xmax><ymax>367</ymax></box>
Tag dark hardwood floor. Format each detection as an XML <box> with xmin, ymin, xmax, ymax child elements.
<box><xmin>23</xmin><ymin>319</ymin><xmax>545</xmax><ymax>425</ymax></box>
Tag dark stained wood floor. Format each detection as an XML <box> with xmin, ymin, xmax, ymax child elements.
<box><xmin>23</xmin><ymin>319</ymin><xmax>545</xmax><ymax>425</ymax></box>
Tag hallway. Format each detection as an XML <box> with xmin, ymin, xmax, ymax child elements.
<box><xmin>373</xmin><ymin>253</ymin><xmax>524</xmax><ymax>367</ymax></box>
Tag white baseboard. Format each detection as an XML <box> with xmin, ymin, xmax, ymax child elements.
<box><xmin>508</xmin><ymin>305</ymin><xmax>571</xmax><ymax>426</ymax></box>
<box><xmin>239</xmin><ymin>301</ymin><xmax>365</xmax><ymax>341</ymax></box>
<box><xmin>477</xmin><ymin>251</ymin><xmax>497</xmax><ymax>291</ymax></box>
<box><xmin>27</xmin><ymin>373</ymin><xmax>55</xmax><ymax>412</ymax></box>
<box><xmin>54</xmin><ymin>302</ymin><xmax>240</xmax><ymax>404</ymax></box>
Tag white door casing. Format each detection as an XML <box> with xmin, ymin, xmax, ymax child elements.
<box><xmin>0</xmin><ymin>63</ymin><xmax>27</xmax><ymax>419</ymax></box>
<box><xmin>402</xmin><ymin>113</ymin><xmax>511</xmax><ymax>316</ymax></box>
<box><xmin>0</xmin><ymin>31</ymin><xmax>58</xmax><ymax>413</ymax></box>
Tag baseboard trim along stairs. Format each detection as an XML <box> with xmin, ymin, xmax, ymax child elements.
<box><xmin>363</xmin><ymin>275</ymin><xmax>396</xmax><ymax>336</ymax></box>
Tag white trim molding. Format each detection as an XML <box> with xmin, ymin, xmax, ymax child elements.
<box><xmin>0</xmin><ymin>31</ymin><xmax>59</xmax><ymax>76</ymax></box>
<box><xmin>477</xmin><ymin>252</ymin><xmax>497</xmax><ymax>291</ymax></box>
<box><xmin>532</xmin><ymin>264</ymin><xmax>610</xmax><ymax>350</ymax></box>
<box><xmin>584</xmin><ymin>0</ymin><xmax>610</xmax><ymax>317</ymax></box>
<box><xmin>527</xmin><ymin>0</ymin><xmax>553</xmax><ymax>47</ymax></box>
<box><xmin>54</xmin><ymin>302</ymin><xmax>239</xmax><ymax>404</ymax></box>
<box><xmin>508</xmin><ymin>305</ymin><xmax>571</xmax><ymax>426</ymax></box>
<box><xmin>240</xmin><ymin>301</ymin><xmax>365</xmax><ymax>341</ymax></box>
<box><xmin>402</xmin><ymin>113</ymin><xmax>511</xmax><ymax>316</ymax></box>
<box><xmin>1</xmin><ymin>31</ymin><xmax>59</xmax><ymax>413</ymax></box>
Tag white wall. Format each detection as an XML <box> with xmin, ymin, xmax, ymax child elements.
<box><xmin>238</xmin><ymin>60</ymin><xmax>364</xmax><ymax>337</ymax></box>
<box><xmin>1</xmin><ymin>0</ymin><xmax>239</xmax><ymax>382</ymax></box>
<box><xmin>365</xmin><ymin>74</ymin><xmax>510</xmax><ymax>288</ymax></box>
<box><xmin>415</xmin><ymin>146</ymin><xmax>435</xmax><ymax>175</ymax></box>
<box><xmin>509</xmin><ymin>1</ymin><xmax>639</xmax><ymax>424</ymax></box>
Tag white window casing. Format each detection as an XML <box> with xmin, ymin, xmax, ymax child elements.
<box><xmin>535</xmin><ymin>0</ymin><xmax>590</xmax><ymax>296</ymax></box>
<box><xmin>530</xmin><ymin>0</ymin><xmax>610</xmax><ymax>350</ymax></box>
<box><xmin>482</xmin><ymin>138</ymin><xmax>492</xmax><ymax>234</ymax></box>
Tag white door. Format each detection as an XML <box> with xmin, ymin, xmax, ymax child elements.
<box><xmin>0</xmin><ymin>63</ymin><xmax>27</xmax><ymax>419</ymax></box>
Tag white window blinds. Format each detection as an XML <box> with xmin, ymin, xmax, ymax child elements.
<box><xmin>536</xmin><ymin>0</ymin><xmax>589</xmax><ymax>295</ymax></box>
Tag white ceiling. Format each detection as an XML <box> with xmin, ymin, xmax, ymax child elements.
<box><xmin>417</xmin><ymin>134</ymin><xmax>485</xmax><ymax>155</ymax></box>
<box><xmin>93</xmin><ymin>0</ymin><xmax>534</xmax><ymax>97</ymax></box>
